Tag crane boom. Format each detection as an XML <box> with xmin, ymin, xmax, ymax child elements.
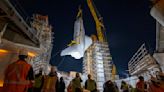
<box><xmin>112</xmin><ymin>64</ymin><xmax>117</xmax><ymax>80</ymax></box>
<box><xmin>87</xmin><ymin>0</ymin><xmax>105</xmax><ymax>42</ymax></box>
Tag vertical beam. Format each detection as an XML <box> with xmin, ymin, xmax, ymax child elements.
<box><xmin>0</xmin><ymin>23</ymin><xmax>8</xmax><ymax>43</ymax></box>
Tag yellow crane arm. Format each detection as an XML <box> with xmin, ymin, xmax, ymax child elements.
<box><xmin>112</xmin><ymin>64</ymin><xmax>117</xmax><ymax>80</ymax></box>
<box><xmin>87</xmin><ymin>0</ymin><xmax>105</xmax><ymax>42</ymax></box>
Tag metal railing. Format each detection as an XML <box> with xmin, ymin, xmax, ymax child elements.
<box><xmin>128</xmin><ymin>44</ymin><xmax>159</xmax><ymax>75</ymax></box>
<box><xmin>8</xmin><ymin>0</ymin><xmax>31</xmax><ymax>25</ymax></box>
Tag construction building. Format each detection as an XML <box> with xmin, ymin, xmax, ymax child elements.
<box><xmin>128</xmin><ymin>44</ymin><xmax>160</xmax><ymax>80</ymax></box>
<box><xmin>0</xmin><ymin>0</ymin><xmax>40</xmax><ymax>87</ymax></box>
<box><xmin>120</xmin><ymin>0</ymin><xmax>164</xmax><ymax>88</ymax></box>
<box><xmin>83</xmin><ymin>40</ymin><xmax>113</xmax><ymax>91</ymax></box>
<box><xmin>150</xmin><ymin>0</ymin><xmax>164</xmax><ymax>72</ymax></box>
<box><xmin>153</xmin><ymin>21</ymin><xmax>164</xmax><ymax>72</ymax></box>
<box><xmin>0</xmin><ymin>0</ymin><xmax>53</xmax><ymax>86</ymax></box>
<box><xmin>30</xmin><ymin>14</ymin><xmax>54</xmax><ymax>74</ymax></box>
<box><xmin>83</xmin><ymin>1</ymin><xmax>115</xmax><ymax>91</ymax></box>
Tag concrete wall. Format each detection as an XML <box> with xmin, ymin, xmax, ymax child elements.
<box><xmin>153</xmin><ymin>53</ymin><xmax>164</xmax><ymax>71</ymax></box>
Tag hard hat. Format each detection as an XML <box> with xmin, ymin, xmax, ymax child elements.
<box><xmin>19</xmin><ymin>49</ymin><xmax>28</xmax><ymax>56</ymax></box>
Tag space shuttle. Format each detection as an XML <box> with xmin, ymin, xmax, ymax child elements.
<box><xmin>60</xmin><ymin>8</ymin><xmax>92</xmax><ymax>59</ymax></box>
<box><xmin>150</xmin><ymin>0</ymin><xmax>164</xmax><ymax>26</ymax></box>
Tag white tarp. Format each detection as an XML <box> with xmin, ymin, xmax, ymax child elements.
<box><xmin>150</xmin><ymin>0</ymin><xmax>164</xmax><ymax>26</ymax></box>
<box><xmin>60</xmin><ymin>17</ymin><xmax>92</xmax><ymax>59</ymax></box>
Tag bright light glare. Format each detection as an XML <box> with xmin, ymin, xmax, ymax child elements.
<box><xmin>0</xmin><ymin>80</ymin><xmax>3</xmax><ymax>87</ymax></box>
<box><xmin>28</xmin><ymin>52</ymin><xmax>36</xmax><ymax>57</ymax></box>
<box><xmin>0</xmin><ymin>49</ymin><xmax>8</xmax><ymax>53</ymax></box>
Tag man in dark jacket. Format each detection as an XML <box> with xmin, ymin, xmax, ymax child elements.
<box><xmin>85</xmin><ymin>74</ymin><xmax>97</xmax><ymax>92</ymax></box>
<box><xmin>103</xmin><ymin>80</ymin><xmax>117</xmax><ymax>92</ymax></box>
<box><xmin>59</xmin><ymin>77</ymin><xmax>65</xmax><ymax>92</ymax></box>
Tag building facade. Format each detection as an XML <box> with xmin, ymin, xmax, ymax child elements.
<box><xmin>0</xmin><ymin>0</ymin><xmax>41</xmax><ymax>87</ymax></box>
<box><xmin>153</xmin><ymin>18</ymin><xmax>164</xmax><ymax>72</ymax></box>
<box><xmin>128</xmin><ymin>44</ymin><xmax>160</xmax><ymax>80</ymax></box>
<box><xmin>83</xmin><ymin>39</ymin><xmax>113</xmax><ymax>92</ymax></box>
<box><xmin>30</xmin><ymin>14</ymin><xmax>54</xmax><ymax>74</ymax></box>
<box><xmin>150</xmin><ymin>0</ymin><xmax>164</xmax><ymax>72</ymax></box>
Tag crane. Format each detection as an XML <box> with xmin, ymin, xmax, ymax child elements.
<box><xmin>111</xmin><ymin>64</ymin><xmax>117</xmax><ymax>80</ymax></box>
<box><xmin>87</xmin><ymin>0</ymin><xmax>117</xmax><ymax>80</ymax></box>
<box><xmin>87</xmin><ymin>0</ymin><xmax>106</xmax><ymax>42</ymax></box>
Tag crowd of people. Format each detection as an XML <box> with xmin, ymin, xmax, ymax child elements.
<box><xmin>67</xmin><ymin>73</ymin><xmax>97</xmax><ymax>92</ymax></box>
<box><xmin>2</xmin><ymin>50</ymin><xmax>164</xmax><ymax>92</ymax></box>
<box><xmin>120</xmin><ymin>73</ymin><xmax>164</xmax><ymax>92</ymax></box>
<box><xmin>101</xmin><ymin>73</ymin><xmax>164</xmax><ymax>92</ymax></box>
<box><xmin>2</xmin><ymin>50</ymin><xmax>97</xmax><ymax>92</ymax></box>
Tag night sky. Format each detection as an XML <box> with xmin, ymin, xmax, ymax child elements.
<box><xmin>13</xmin><ymin>0</ymin><xmax>156</xmax><ymax>77</ymax></box>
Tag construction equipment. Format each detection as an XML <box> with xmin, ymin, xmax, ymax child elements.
<box><xmin>87</xmin><ymin>0</ymin><xmax>117</xmax><ymax>81</ymax></box>
<box><xmin>87</xmin><ymin>0</ymin><xmax>106</xmax><ymax>42</ymax></box>
<box><xmin>111</xmin><ymin>64</ymin><xmax>117</xmax><ymax>80</ymax></box>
